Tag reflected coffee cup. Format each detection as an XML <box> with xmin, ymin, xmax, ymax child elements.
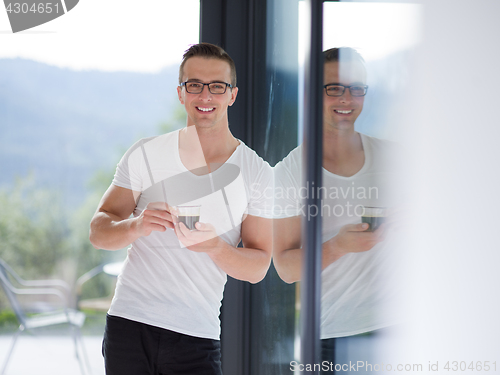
<box><xmin>176</xmin><ymin>205</ymin><xmax>201</xmax><ymax>230</ymax></box>
<box><xmin>361</xmin><ymin>206</ymin><xmax>387</xmax><ymax>232</ymax></box>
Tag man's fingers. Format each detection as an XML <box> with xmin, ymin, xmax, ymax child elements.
<box><xmin>144</xmin><ymin>208</ymin><xmax>174</xmax><ymax>224</ymax></box>
<box><xmin>150</xmin><ymin>223</ymin><xmax>167</xmax><ymax>232</ymax></box>
<box><xmin>176</xmin><ymin>221</ymin><xmax>196</xmax><ymax>239</ymax></box>
<box><xmin>176</xmin><ymin>221</ymin><xmax>215</xmax><ymax>240</ymax></box>
<box><xmin>345</xmin><ymin>223</ymin><xmax>370</xmax><ymax>232</ymax></box>
<box><xmin>146</xmin><ymin>213</ymin><xmax>173</xmax><ymax>226</ymax></box>
<box><xmin>178</xmin><ymin>221</ymin><xmax>205</xmax><ymax>235</ymax></box>
<box><xmin>163</xmin><ymin>221</ymin><xmax>175</xmax><ymax>229</ymax></box>
<box><xmin>193</xmin><ymin>222</ymin><xmax>214</xmax><ymax>232</ymax></box>
<box><xmin>140</xmin><ymin>209</ymin><xmax>175</xmax><ymax>233</ymax></box>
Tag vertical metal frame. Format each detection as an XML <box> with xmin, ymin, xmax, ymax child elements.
<box><xmin>301</xmin><ymin>0</ymin><xmax>323</xmax><ymax>372</ymax></box>
<box><xmin>200</xmin><ymin>3</ymin><xmax>252</xmax><ymax>373</ymax></box>
<box><xmin>200</xmin><ymin>0</ymin><xmax>312</xmax><ymax>375</ymax></box>
<box><xmin>200</xmin><ymin>0</ymin><xmax>296</xmax><ymax>375</ymax></box>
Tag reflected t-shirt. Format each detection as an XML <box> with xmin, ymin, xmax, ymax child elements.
<box><xmin>274</xmin><ymin>133</ymin><xmax>405</xmax><ymax>338</ymax></box>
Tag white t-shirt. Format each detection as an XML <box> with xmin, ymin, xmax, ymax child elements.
<box><xmin>108</xmin><ymin>129</ymin><xmax>273</xmax><ymax>340</ymax></box>
<box><xmin>274</xmin><ymin>133</ymin><xmax>405</xmax><ymax>339</ymax></box>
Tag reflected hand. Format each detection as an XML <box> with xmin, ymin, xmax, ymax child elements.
<box><xmin>331</xmin><ymin>222</ymin><xmax>386</xmax><ymax>256</ymax></box>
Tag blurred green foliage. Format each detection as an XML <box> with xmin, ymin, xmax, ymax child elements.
<box><xmin>0</xmin><ymin>166</ymin><xmax>123</xmax><ymax>313</ymax></box>
<box><xmin>0</xmin><ymin>111</ymin><xmax>183</xmax><ymax>316</ymax></box>
<box><xmin>0</xmin><ymin>309</ymin><xmax>17</xmax><ymax>330</ymax></box>
<box><xmin>0</xmin><ymin>174</ymin><xmax>69</xmax><ymax>278</ymax></box>
<box><xmin>158</xmin><ymin>102</ymin><xmax>187</xmax><ymax>134</ymax></box>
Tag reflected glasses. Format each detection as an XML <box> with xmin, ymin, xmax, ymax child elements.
<box><xmin>180</xmin><ymin>81</ymin><xmax>233</xmax><ymax>95</ymax></box>
<box><xmin>324</xmin><ymin>84</ymin><xmax>369</xmax><ymax>97</ymax></box>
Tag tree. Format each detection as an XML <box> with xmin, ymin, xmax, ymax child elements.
<box><xmin>0</xmin><ymin>174</ymin><xmax>70</xmax><ymax>278</ymax></box>
<box><xmin>0</xmin><ymin>174</ymin><xmax>71</xmax><ymax>312</ymax></box>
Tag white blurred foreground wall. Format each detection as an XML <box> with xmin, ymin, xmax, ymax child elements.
<box><xmin>386</xmin><ymin>0</ymin><xmax>500</xmax><ymax>372</ymax></box>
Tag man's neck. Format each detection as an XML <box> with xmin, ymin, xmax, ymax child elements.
<box><xmin>179</xmin><ymin>124</ymin><xmax>239</xmax><ymax>174</ymax></box>
<box><xmin>322</xmin><ymin>126</ymin><xmax>365</xmax><ymax>177</ymax></box>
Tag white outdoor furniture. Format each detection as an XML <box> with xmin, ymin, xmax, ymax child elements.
<box><xmin>0</xmin><ymin>258</ymin><xmax>90</xmax><ymax>375</ymax></box>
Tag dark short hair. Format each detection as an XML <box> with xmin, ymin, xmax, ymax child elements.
<box><xmin>323</xmin><ymin>47</ymin><xmax>365</xmax><ymax>65</ymax></box>
<box><xmin>179</xmin><ymin>43</ymin><xmax>237</xmax><ymax>87</ymax></box>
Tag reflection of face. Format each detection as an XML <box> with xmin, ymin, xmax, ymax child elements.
<box><xmin>177</xmin><ymin>57</ymin><xmax>238</xmax><ymax>130</ymax></box>
<box><xmin>323</xmin><ymin>61</ymin><xmax>367</xmax><ymax>132</ymax></box>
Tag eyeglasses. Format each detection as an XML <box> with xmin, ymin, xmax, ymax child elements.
<box><xmin>180</xmin><ymin>81</ymin><xmax>233</xmax><ymax>95</ymax></box>
<box><xmin>324</xmin><ymin>84</ymin><xmax>369</xmax><ymax>97</ymax></box>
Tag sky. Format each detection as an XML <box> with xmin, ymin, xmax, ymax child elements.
<box><xmin>0</xmin><ymin>0</ymin><xmax>421</xmax><ymax>146</ymax></box>
<box><xmin>302</xmin><ymin>2</ymin><xmax>421</xmax><ymax>63</ymax></box>
<box><xmin>0</xmin><ymin>0</ymin><xmax>200</xmax><ymax>72</ymax></box>
<box><xmin>0</xmin><ymin>1</ymin><xmax>420</xmax><ymax>73</ymax></box>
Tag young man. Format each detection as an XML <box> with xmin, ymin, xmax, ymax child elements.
<box><xmin>273</xmin><ymin>47</ymin><xmax>403</xmax><ymax>369</ymax></box>
<box><xmin>89</xmin><ymin>43</ymin><xmax>273</xmax><ymax>375</ymax></box>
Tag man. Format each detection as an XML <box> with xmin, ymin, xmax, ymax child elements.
<box><xmin>89</xmin><ymin>43</ymin><xmax>273</xmax><ymax>375</ymax></box>
<box><xmin>273</xmin><ymin>47</ymin><xmax>403</xmax><ymax>370</ymax></box>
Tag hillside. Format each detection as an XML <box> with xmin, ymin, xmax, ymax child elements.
<box><xmin>0</xmin><ymin>58</ymin><xmax>183</xmax><ymax>206</ymax></box>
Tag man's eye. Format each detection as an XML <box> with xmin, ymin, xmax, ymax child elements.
<box><xmin>188</xmin><ymin>83</ymin><xmax>202</xmax><ymax>88</ymax></box>
<box><xmin>327</xmin><ymin>86</ymin><xmax>342</xmax><ymax>92</ymax></box>
<box><xmin>211</xmin><ymin>84</ymin><xmax>224</xmax><ymax>89</ymax></box>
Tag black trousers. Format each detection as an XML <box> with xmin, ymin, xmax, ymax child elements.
<box><xmin>321</xmin><ymin>338</ymin><xmax>336</xmax><ymax>374</ymax></box>
<box><xmin>103</xmin><ymin>315</ymin><xmax>222</xmax><ymax>375</ymax></box>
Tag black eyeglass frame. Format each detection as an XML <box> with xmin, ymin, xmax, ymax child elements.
<box><xmin>323</xmin><ymin>84</ymin><xmax>369</xmax><ymax>97</ymax></box>
<box><xmin>180</xmin><ymin>81</ymin><xmax>234</xmax><ymax>95</ymax></box>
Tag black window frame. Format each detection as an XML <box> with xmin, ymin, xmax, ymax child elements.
<box><xmin>200</xmin><ymin>0</ymin><xmax>323</xmax><ymax>373</ymax></box>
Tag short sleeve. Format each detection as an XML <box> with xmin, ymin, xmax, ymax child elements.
<box><xmin>246</xmin><ymin>161</ymin><xmax>274</xmax><ymax>219</ymax></box>
<box><xmin>273</xmin><ymin>146</ymin><xmax>304</xmax><ymax>219</ymax></box>
<box><xmin>112</xmin><ymin>138</ymin><xmax>151</xmax><ymax>192</ymax></box>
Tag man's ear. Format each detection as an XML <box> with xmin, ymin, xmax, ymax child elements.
<box><xmin>177</xmin><ymin>86</ymin><xmax>185</xmax><ymax>105</ymax></box>
<box><xmin>229</xmin><ymin>87</ymin><xmax>238</xmax><ymax>106</ymax></box>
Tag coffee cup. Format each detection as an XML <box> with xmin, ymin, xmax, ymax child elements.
<box><xmin>176</xmin><ymin>205</ymin><xmax>201</xmax><ymax>230</ymax></box>
<box><xmin>361</xmin><ymin>206</ymin><xmax>387</xmax><ymax>232</ymax></box>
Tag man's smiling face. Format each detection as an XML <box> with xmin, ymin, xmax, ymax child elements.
<box><xmin>323</xmin><ymin>60</ymin><xmax>367</xmax><ymax>132</ymax></box>
<box><xmin>177</xmin><ymin>57</ymin><xmax>238</xmax><ymax>130</ymax></box>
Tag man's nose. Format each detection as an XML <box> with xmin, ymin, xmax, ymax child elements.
<box><xmin>198</xmin><ymin>84</ymin><xmax>212</xmax><ymax>99</ymax></box>
<box><xmin>339</xmin><ymin>89</ymin><xmax>353</xmax><ymax>102</ymax></box>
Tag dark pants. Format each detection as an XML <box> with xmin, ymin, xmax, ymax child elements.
<box><xmin>321</xmin><ymin>330</ymin><xmax>388</xmax><ymax>374</ymax></box>
<box><xmin>102</xmin><ymin>315</ymin><xmax>222</xmax><ymax>375</ymax></box>
<box><xmin>321</xmin><ymin>338</ymin><xmax>336</xmax><ymax>374</ymax></box>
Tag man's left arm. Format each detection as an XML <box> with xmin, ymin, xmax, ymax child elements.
<box><xmin>174</xmin><ymin>215</ymin><xmax>272</xmax><ymax>284</ymax></box>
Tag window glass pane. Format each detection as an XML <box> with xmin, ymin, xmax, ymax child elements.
<box><xmin>318</xmin><ymin>1</ymin><xmax>420</xmax><ymax>371</ymax></box>
<box><xmin>273</xmin><ymin>1</ymin><xmax>421</xmax><ymax>372</ymax></box>
<box><xmin>322</xmin><ymin>2</ymin><xmax>421</xmax><ymax>141</ymax></box>
<box><xmin>0</xmin><ymin>2</ymin><xmax>199</xmax><ymax>373</ymax></box>
<box><xmin>256</xmin><ymin>0</ymin><xmax>302</xmax><ymax>372</ymax></box>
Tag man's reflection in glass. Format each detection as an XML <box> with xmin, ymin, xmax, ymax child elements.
<box><xmin>273</xmin><ymin>48</ymin><xmax>404</xmax><ymax>373</ymax></box>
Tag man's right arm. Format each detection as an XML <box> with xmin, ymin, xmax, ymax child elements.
<box><xmin>272</xmin><ymin>216</ymin><xmax>386</xmax><ymax>284</ymax></box>
<box><xmin>89</xmin><ymin>185</ymin><xmax>174</xmax><ymax>250</ymax></box>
